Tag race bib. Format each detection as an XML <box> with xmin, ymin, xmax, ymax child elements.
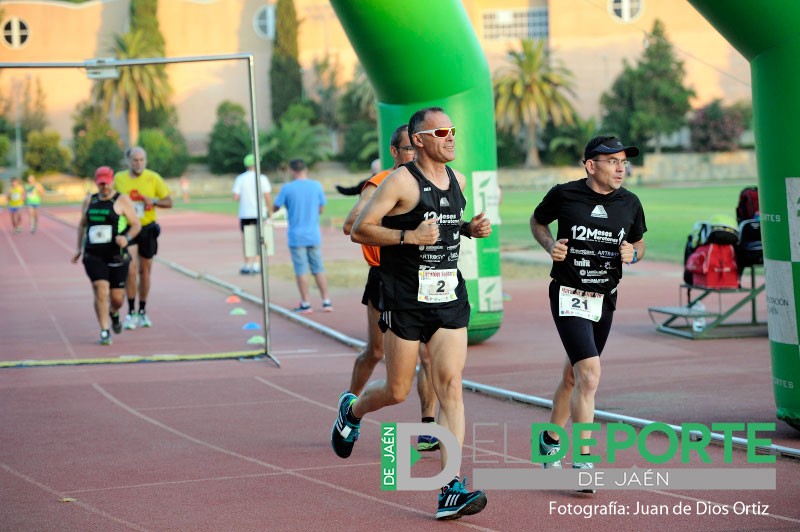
<box><xmin>133</xmin><ymin>202</ymin><xmax>145</xmax><ymax>219</ymax></box>
<box><xmin>418</xmin><ymin>269</ymin><xmax>459</xmax><ymax>303</ymax></box>
<box><xmin>88</xmin><ymin>225</ymin><xmax>113</xmax><ymax>244</ymax></box>
<box><xmin>558</xmin><ymin>285</ymin><xmax>604</xmax><ymax>322</ymax></box>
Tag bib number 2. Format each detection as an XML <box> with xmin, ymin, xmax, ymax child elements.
<box><xmin>418</xmin><ymin>269</ymin><xmax>458</xmax><ymax>303</ymax></box>
<box><xmin>558</xmin><ymin>285</ymin><xmax>603</xmax><ymax>322</ymax></box>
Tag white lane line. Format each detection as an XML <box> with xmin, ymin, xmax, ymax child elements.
<box><xmin>92</xmin><ymin>383</ymin><xmax>500</xmax><ymax>532</ymax></box>
<box><xmin>0</xmin><ymin>461</ymin><xmax>150</xmax><ymax>532</ymax></box>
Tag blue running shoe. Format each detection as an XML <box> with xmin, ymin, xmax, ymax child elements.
<box><xmin>436</xmin><ymin>476</ymin><xmax>487</xmax><ymax>520</ymax></box>
<box><xmin>331</xmin><ymin>392</ymin><xmax>360</xmax><ymax>458</ymax></box>
<box><xmin>539</xmin><ymin>431</ymin><xmax>562</xmax><ymax>469</ymax></box>
<box><xmin>417</xmin><ymin>434</ymin><xmax>439</xmax><ymax>452</ymax></box>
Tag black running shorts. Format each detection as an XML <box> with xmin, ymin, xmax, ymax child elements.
<box><xmin>379</xmin><ymin>298</ymin><xmax>470</xmax><ymax>343</ymax></box>
<box><xmin>130</xmin><ymin>222</ymin><xmax>160</xmax><ymax>259</ymax></box>
<box><xmin>82</xmin><ymin>253</ymin><xmax>129</xmax><ymax>288</ymax></box>
<box><xmin>361</xmin><ymin>266</ymin><xmax>381</xmax><ymax>309</ymax></box>
<box><xmin>548</xmin><ymin>280</ymin><xmax>616</xmax><ymax>365</ymax></box>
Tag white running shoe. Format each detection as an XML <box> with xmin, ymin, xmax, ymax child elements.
<box><xmin>123</xmin><ymin>313</ymin><xmax>139</xmax><ymax>330</ymax></box>
<box><xmin>138</xmin><ymin>311</ymin><xmax>152</xmax><ymax>328</ymax></box>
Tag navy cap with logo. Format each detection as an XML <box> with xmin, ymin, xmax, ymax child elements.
<box><xmin>583</xmin><ymin>136</ymin><xmax>640</xmax><ymax>162</ymax></box>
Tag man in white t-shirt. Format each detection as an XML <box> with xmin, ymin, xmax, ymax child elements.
<box><xmin>232</xmin><ymin>154</ymin><xmax>273</xmax><ymax>274</ymax></box>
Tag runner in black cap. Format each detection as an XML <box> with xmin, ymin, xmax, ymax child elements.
<box><xmin>530</xmin><ymin>135</ymin><xmax>647</xmax><ymax>490</ymax></box>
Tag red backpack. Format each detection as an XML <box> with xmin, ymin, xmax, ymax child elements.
<box><xmin>736</xmin><ymin>187</ymin><xmax>759</xmax><ymax>223</ymax></box>
<box><xmin>685</xmin><ymin>243</ymin><xmax>738</xmax><ymax>288</ymax></box>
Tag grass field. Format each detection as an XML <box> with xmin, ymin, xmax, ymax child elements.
<box><xmin>174</xmin><ymin>182</ymin><xmax>755</xmax><ymax>264</ymax></box>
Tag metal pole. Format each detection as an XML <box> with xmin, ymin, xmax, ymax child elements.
<box><xmin>246</xmin><ymin>54</ymin><xmax>279</xmax><ymax>368</ymax></box>
<box><xmin>0</xmin><ymin>53</ymin><xmax>281</xmax><ymax>367</ymax></box>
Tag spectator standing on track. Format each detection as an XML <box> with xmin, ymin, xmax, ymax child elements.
<box><xmin>233</xmin><ymin>154</ymin><xmax>273</xmax><ymax>275</ymax></box>
<box><xmin>530</xmin><ymin>136</ymin><xmax>646</xmax><ymax>488</ymax></box>
<box><xmin>24</xmin><ymin>175</ymin><xmax>45</xmax><ymax>234</ymax></box>
<box><xmin>332</xmin><ymin>107</ymin><xmax>492</xmax><ymax>520</ymax></box>
<box><xmin>114</xmin><ymin>147</ymin><xmax>173</xmax><ymax>329</ymax></box>
<box><xmin>180</xmin><ymin>176</ymin><xmax>191</xmax><ymax>203</ymax></box>
<box><xmin>342</xmin><ymin>124</ymin><xmax>439</xmax><ymax>452</ymax></box>
<box><xmin>272</xmin><ymin>158</ymin><xmax>332</xmax><ymax>313</ymax></box>
<box><xmin>7</xmin><ymin>177</ymin><xmax>25</xmax><ymax>234</ymax></box>
<box><xmin>72</xmin><ymin>167</ymin><xmax>141</xmax><ymax>345</ymax></box>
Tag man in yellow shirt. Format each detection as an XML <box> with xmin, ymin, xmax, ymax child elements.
<box><xmin>114</xmin><ymin>147</ymin><xmax>173</xmax><ymax>329</ymax></box>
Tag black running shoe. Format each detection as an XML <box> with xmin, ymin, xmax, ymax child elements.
<box><xmin>436</xmin><ymin>477</ymin><xmax>487</xmax><ymax>520</ymax></box>
<box><xmin>331</xmin><ymin>392</ymin><xmax>360</xmax><ymax>458</ymax></box>
<box><xmin>111</xmin><ymin>313</ymin><xmax>122</xmax><ymax>334</ymax></box>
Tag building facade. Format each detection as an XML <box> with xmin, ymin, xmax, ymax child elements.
<box><xmin>0</xmin><ymin>0</ymin><xmax>750</xmax><ymax>152</ymax></box>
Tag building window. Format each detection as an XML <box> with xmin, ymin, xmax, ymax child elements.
<box><xmin>608</xmin><ymin>0</ymin><xmax>643</xmax><ymax>22</ymax></box>
<box><xmin>482</xmin><ymin>8</ymin><xmax>548</xmax><ymax>41</ymax></box>
<box><xmin>253</xmin><ymin>4</ymin><xmax>276</xmax><ymax>40</ymax></box>
<box><xmin>2</xmin><ymin>17</ymin><xmax>30</xmax><ymax>49</ymax></box>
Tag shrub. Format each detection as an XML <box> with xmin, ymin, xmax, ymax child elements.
<box><xmin>72</xmin><ymin>103</ymin><xmax>125</xmax><ymax>177</ymax></box>
<box><xmin>689</xmin><ymin>99</ymin><xmax>745</xmax><ymax>152</ymax></box>
<box><xmin>0</xmin><ymin>134</ymin><xmax>10</xmax><ymax>165</ymax></box>
<box><xmin>25</xmin><ymin>130</ymin><xmax>70</xmax><ymax>174</ymax></box>
<box><xmin>207</xmin><ymin>101</ymin><xmax>251</xmax><ymax>174</ymax></box>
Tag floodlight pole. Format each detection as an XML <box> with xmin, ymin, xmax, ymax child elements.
<box><xmin>0</xmin><ymin>53</ymin><xmax>279</xmax><ymax>368</ymax></box>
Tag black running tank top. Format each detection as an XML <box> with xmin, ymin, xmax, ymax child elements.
<box><xmin>84</xmin><ymin>193</ymin><xmax>127</xmax><ymax>258</ymax></box>
<box><xmin>379</xmin><ymin>161</ymin><xmax>468</xmax><ymax>310</ymax></box>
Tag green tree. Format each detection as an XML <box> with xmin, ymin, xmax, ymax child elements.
<box><xmin>493</xmin><ymin>39</ymin><xmax>576</xmax><ymax>168</ymax></box>
<box><xmin>0</xmin><ymin>134</ymin><xmax>10</xmax><ymax>165</ymax></box>
<box><xmin>542</xmin><ymin>115</ymin><xmax>598</xmax><ymax>166</ymax></box>
<box><xmin>207</xmin><ymin>100</ymin><xmax>252</xmax><ymax>174</ymax></box>
<box><xmin>20</xmin><ymin>76</ymin><xmax>48</xmax><ymax>136</ymax></box>
<box><xmin>138</xmin><ymin>128</ymin><xmax>189</xmax><ymax>177</ymax></box>
<box><xmin>689</xmin><ymin>99</ymin><xmax>746</xmax><ymax>152</ymax></box>
<box><xmin>92</xmin><ymin>30</ymin><xmax>172</xmax><ymax>146</ymax></box>
<box><xmin>337</xmin><ymin>64</ymin><xmax>377</xmax><ymax>125</ymax></box>
<box><xmin>309</xmin><ymin>54</ymin><xmax>341</xmax><ymax>132</ymax></box>
<box><xmin>25</xmin><ymin>130</ymin><xmax>70</xmax><ymax>174</ymax></box>
<box><xmin>130</xmin><ymin>0</ymin><xmax>165</xmax><ymax>54</ymax></box>
<box><xmin>270</xmin><ymin>0</ymin><xmax>302</xmax><ymax>123</ymax></box>
<box><xmin>264</xmin><ymin>103</ymin><xmax>330</xmax><ymax>170</ymax></box>
<box><xmin>600</xmin><ymin>19</ymin><xmax>694</xmax><ymax>153</ymax></box>
<box><xmin>71</xmin><ymin>102</ymin><xmax>125</xmax><ymax>177</ymax></box>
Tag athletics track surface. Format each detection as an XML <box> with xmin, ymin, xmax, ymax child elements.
<box><xmin>0</xmin><ymin>206</ymin><xmax>798</xmax><ymax>532</ymax></box>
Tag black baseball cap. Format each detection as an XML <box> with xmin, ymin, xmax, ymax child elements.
<box><xmin>583</xmin><ymin>136</ymin><xmax>639</xmax><ymax>161</ymax></box>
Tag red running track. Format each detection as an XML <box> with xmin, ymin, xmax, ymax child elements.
<box><xmin>0</xmin><ymin>205</ymin><xmax>798</xmax><ymax>532</ymax></box>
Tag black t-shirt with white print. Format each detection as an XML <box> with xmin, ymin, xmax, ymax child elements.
<box><xmin>533</xmin><ymin>178</ymin><xmax>647</xmax><ymax>294</ymax></box>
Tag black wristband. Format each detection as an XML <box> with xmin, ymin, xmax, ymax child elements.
<box><xmin>400</xmin><ymin>229</ymin><xmax>405</xmax><ymax>245</ymax></box>
<box><xmin>459</xmin><ymin>221</ymin><xmax>472</xmax><ymax>238</ymax></box>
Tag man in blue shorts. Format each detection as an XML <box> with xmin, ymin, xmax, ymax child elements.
<box><xmin>272</xmin><ymin>159</ymin><xmax>332</xmax><ymax>313</ymax></box>
<box><xmin>530</xmin><ymin>135</ymin><xmax>647</xmax><ymax>489</ymax></box>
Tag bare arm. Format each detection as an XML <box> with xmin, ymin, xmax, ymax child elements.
<box><xmin>530</xmin><ymin>214</ymin><xmax>568</xmax><ymax>261</ymax></box>
<box><xmin>343</xmin><ymin>183</ymin><xmax>377</xmax><ymax>236</ymax></box>
<box><xmin>116</xmin><ymin>194</ymin><xmax>142</xmax><ymax>245</ymax></box>
<box><xmin>143</xmin><ymin>195</ymin><xmax>173</xmax><ymax>209</ymax></box>
<box><xmin>71</xmin><ymin>195</ymin><xmax>91</xmax><ymax>263</ymax></box>
<box><xmin>351</xmin><ymin>167</ymin><xmax>438</xmax><ymax>246</ymax></box>
<box><xmin>264</xmin><ymin>192</ymin><xmax>273</xmax><ymax>218</ymax></box>
<box><xmin>620</xmin><ymin>239</ymin><xmax>646</xmax><ymax>264</ymax></box>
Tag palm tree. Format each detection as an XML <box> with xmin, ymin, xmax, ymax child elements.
<box><xmin>92</xmin><ymin>30</ymin><xmax>171</xmax><ymax>146</ymax></box>
<box><xmin>493</xmin><ymin>39</ymin><xmax>576</xmax><ymax>168</ymax></box>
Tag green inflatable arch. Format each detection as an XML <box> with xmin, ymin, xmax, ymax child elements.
<box><xmin>330</xmin><ymin>0</ymin><xmax>503</xmax><ymax>344</ymax></box>
<box><xmin>690</xmin><ymin>0</ymin><xmax>800</xmax><ymax>430</ymax></box>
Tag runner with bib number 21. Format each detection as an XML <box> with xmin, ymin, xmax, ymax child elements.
<box><xmin>529</xmin><ymin>135</ymin><xmax>647</xmax><ymax>490</ymax></box>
